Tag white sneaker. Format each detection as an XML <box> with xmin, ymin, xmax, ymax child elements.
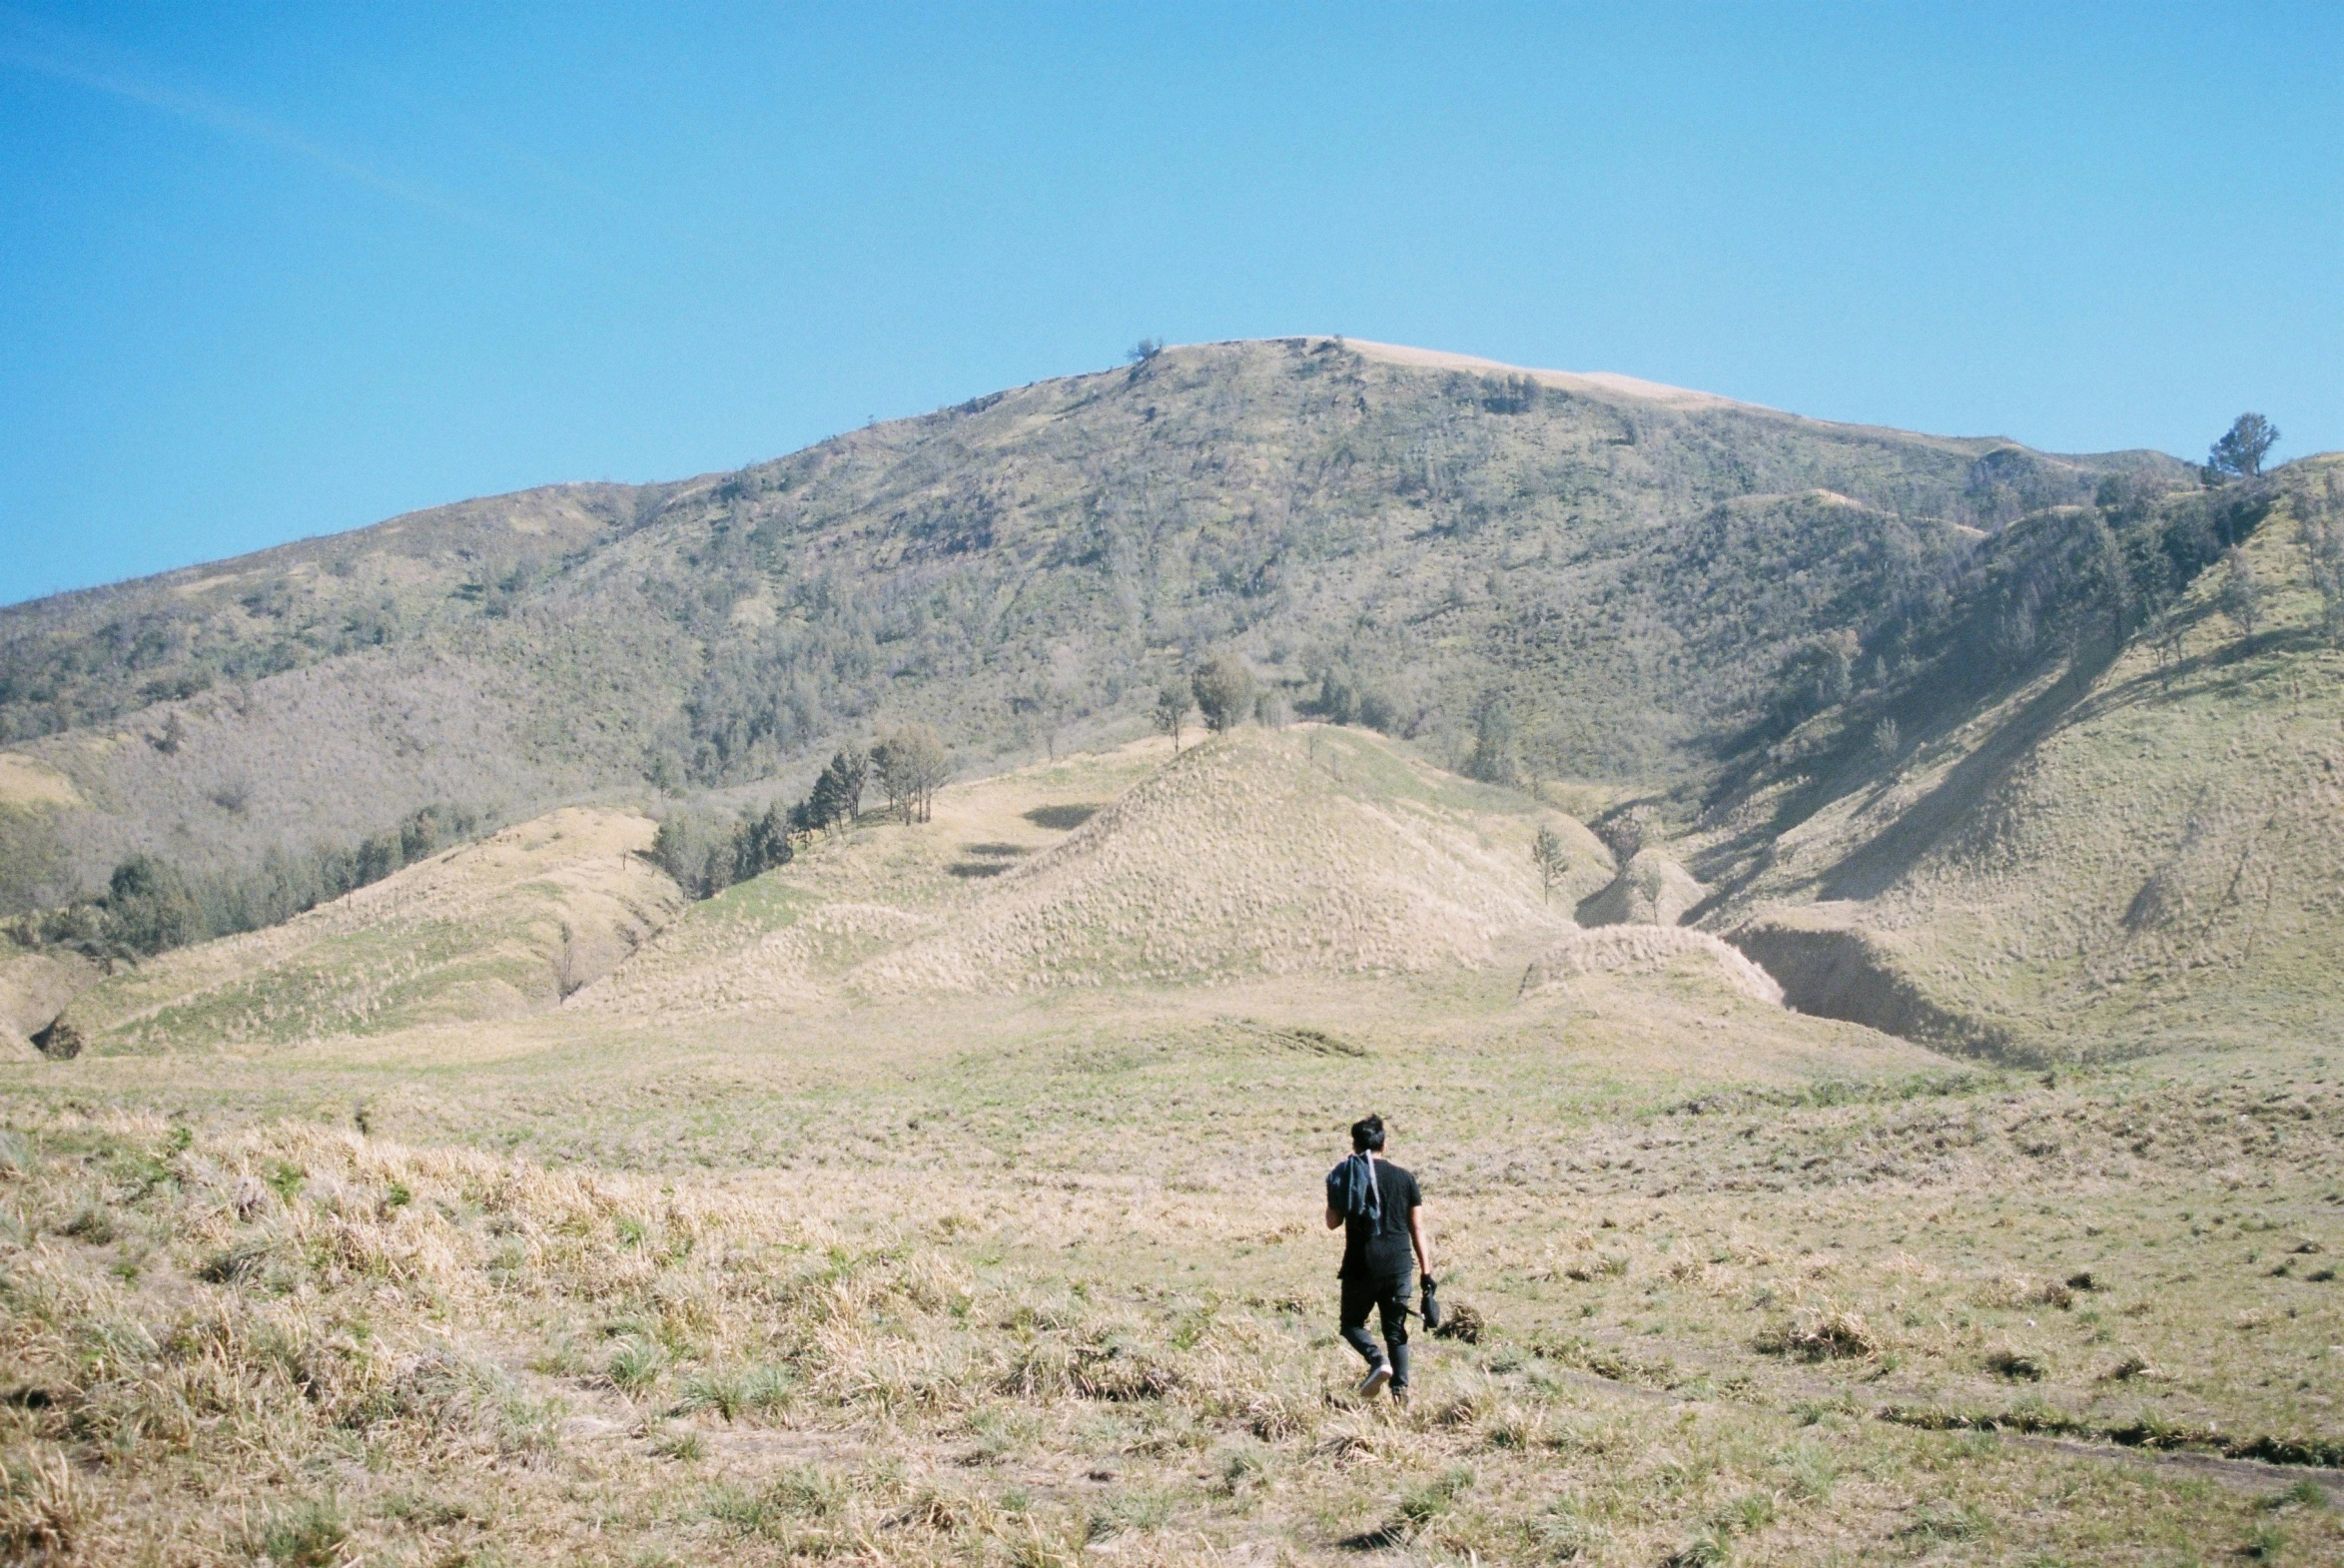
<box><xmin>1356</xmin><ymin>1362</ymin><xmax>1392</xmax><ymax>1398</ymax></box>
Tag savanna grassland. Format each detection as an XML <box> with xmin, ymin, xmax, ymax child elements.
<box><xmin>3</xmin><ymin>347</ymin><xmax>2340</xmax><ymax>1564</ymax></box>
<box><xmin>0</xmin><ymin>979</ymin><xmax>2337</xmax><ymax>1566</ymax></box>
<box><xmin>2</xmin><ymin>727</ymin><xmax>2339</xmax><ymax>1565</ymax></box>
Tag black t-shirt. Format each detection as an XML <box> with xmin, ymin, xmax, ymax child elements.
<box><xmin>1338</xmin><ymin>1160</ymin><xmax>1421</xmax><ymax>1280</ymax></box>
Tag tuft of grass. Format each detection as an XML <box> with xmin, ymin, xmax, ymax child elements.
<box><xmin>606</xmin><ymin>1336</ymin><xmax>668</xmax><ymax>1396</ymax></box>
<box><xmin>1768</xmin><ymin>1308</ymin><xmax>1881</xmax><ymax>1361</ymax></box>
<box><xmin>247</xmin><ymin>1496</ymin><xmax>351</xmax><ymax>1568</ymax></box>
<box><xmin>647</xmin><ymin>1425</ymin><xmax>704</xmax><ymax>1461</ymax></box>
<box><xmin>1398</xmin><ymin>1464</ymin><xmax>1474</xmax><ymax>1530</ymax></box>
<box><xmin>0</xmin><ymin>1448</ymin><xmax>92</xmax><ymax>1562</ymax></box>
<box><xmin>1984</xmin><ymin>1345</ymin><xmax>2048</xmax><ymax>1381</ymax></box>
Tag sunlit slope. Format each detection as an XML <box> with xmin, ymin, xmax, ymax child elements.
<box><xmin>62</xmin><ymin>808</ymin><xmax>680</xmax><ymax>1052</ymax></box>
<box><xmin>580</xmin><ymin>727</ymin><xmax>1614</xmax><ymax>1017</ymax></box>
<box><xmin>858</xmin><ymin>726</ymin><xmax>1608</xmax><ymax>994</ymax></box>
<box><xmin>1717</xmin><ymin>461</ymin><xmax>2344</xmax><ymax>1057</ymax></box>
<box><xmin>570</xmin><ymin>744</ymin><xmax>1166</xmax><ymax>1018</ymax></box>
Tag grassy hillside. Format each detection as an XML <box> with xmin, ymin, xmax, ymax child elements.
<box><xmin>577</xmin><ymin>727</ymin><xmax>1614</xmax><ymax>1019</ymax></box>
<box><xmin>56</xmin><ymin>808</ymin><xmax>679</xmax><ymax>1054</ymax></box>
<box><xmin>1694</xmin><ymin>458</ymin><xmax>2344</xmax><ymax>1060</ymax></box>
<box><xmin>0</xmin><ymin>339</ymin><xmax>2186</xmax><ymax>906</ymax></box>
<box><xmin>1</xmin><ymin>593</ymin><xmax>2339</xmax><ymax>1560</ymax></box>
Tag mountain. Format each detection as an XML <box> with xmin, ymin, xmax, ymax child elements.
<box><xmin>8</xmin><ymin>338</ymin><xmax>2334</xmax><ymax>1065</ymax></box>
<box><xmin>0</xmin><ymin>338</ymin><xmax>2183</xmax><ymax>901</ymax></box>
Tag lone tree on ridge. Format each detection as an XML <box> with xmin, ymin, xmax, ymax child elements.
<box><xmin>1531</xmin><ymin>825</ymin><xmax>1568</xmax><ymax>904</ymax></box>
<box><xmin>2208</xmin><ymin>413</ymin><xmax>2279</xmax><ymax>480</ymax></box>
<box><xmin>1153</xmin><ymin>682</ymin><xmax>1191</xmax><ymax>752</ymax></box>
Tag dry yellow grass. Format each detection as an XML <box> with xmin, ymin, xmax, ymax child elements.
<box><xmin>1520</xmin><ymin>924</ymin><xmax>1784</xmax><ymax>1006</ymax></box>
<box><xmin>1704</xmin><ymin>468</ymin><xmax>2344</xmax><ymax>1058</ymax></box>
<box><xmin>2</xmin><ymin>716</ymin><xmax>2338</xmax><ymax>1564</ymax></box>
<box><xmin>861</xmin><ymin>728</ymin><xmax>1593</xmax><ymax>994</ymax></box>
<box><xmin>61</xmin><ymin>808</ymin><xmax>679</xmax><ymax>1051</ymax></box>
<box><xmin>1574</xmin><ymin>848</ymin><xmax>1706</xmax><ymax>929</ymax></box>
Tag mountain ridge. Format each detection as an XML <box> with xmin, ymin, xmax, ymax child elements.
<box><xmin>13</xmin><ymin>339</ymin><xmax>2335</xmax><ymax>1067</ymax></box>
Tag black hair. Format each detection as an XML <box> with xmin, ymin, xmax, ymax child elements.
<box><xmin>1350</xmin><ymin>1114</ymin><xmax>1385</xmax><ymax>1153</ymax></box>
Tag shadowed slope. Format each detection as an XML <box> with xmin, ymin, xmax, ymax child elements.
<box><xmin>1713</xmin><ymin>460</ymin><xmax>2344</xmax><ymax>1057</ymax></box>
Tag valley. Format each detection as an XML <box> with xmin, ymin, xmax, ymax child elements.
<box><xmin>0</xmin><ymin>345</ymin><xmax>2338</xmax><ymax>1564</ymax></box>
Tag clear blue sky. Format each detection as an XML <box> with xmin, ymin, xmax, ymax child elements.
<box><xmin>3</xmin><ymin>3</ymin><xmax>2338</xmax><ymax>604</ymax></box>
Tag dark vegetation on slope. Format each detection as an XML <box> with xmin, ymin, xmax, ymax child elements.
<box><xmin>1684</xmin><ymin>475</ymin><xmax>2284</xmax><ymax>879</ymax></box>
<box><xmin>3</xmin><ymin>803</ymin><xmax>488</xmax><ymax>966</ymax></box>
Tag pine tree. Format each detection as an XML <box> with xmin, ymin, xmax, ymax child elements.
<box><xmin>1531</xmin><ymin>826</ymin><xmax>1568</xmax><ymax>903</ymax></box>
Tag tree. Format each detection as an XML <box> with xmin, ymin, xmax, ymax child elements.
<box><xmin>1464</xmin><ymin>689</ymin><xmax>1518</xmax><ymax>784</ymax></box>
<box><xmin>1152</xmin><ymin>682</ymin><xmax>1190</xmax><ymax>752</ymax></box>
<box><xmin>873</xmin><ymin>724</ymin><xmax>950</xmax><ymax>823</ymax></box>
<box><xmin>2208</xmin><ymin>413</ymin><xmax>2279</xmax><ymax>480</ymax></box>
<box><xmin>1531</xmin><ymin>825</ymin><xmax>1568</xmax><ymax>904</ymax></box>
<box><xmin>1190</xmin><ymin>656</ymin><xmax>1255</xmax><ymax>734</ymax></box>
<box><xmin>2219</xmin><ymin>546</ymin><xmax>2263</xmax><ymax>636</ymax></box>
<box><xmin>1125</xmin><ymin>338</ymin><xmax>1164</xmax><ymax>365</ymax></box>
<box><xmin>1871</xmin><ymin>716</ymin><xmax>1902</xmax><ymax>760</ymax></box>
<box><xmin>1310</xmin><ymin>670</ymin><xmax>1353</xmax><ymax>725</ymax></box>
<box><xmin>805</xmin><ymin>747</ymin><xmax>868</xmax><ymax>835</ymax></box>
<box><xmin>733</xmin><ymin>802</ymin><xmax>793</xmax><ymax>881</ymax></box>
<box><xmin>103</xmin><ymin>854</ymin><xmax>198</xmax><ymax>957</ymax></box>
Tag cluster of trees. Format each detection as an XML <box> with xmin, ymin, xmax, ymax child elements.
<box><xmin>648</xmin><ymin>724</ymin><xmax>952</xmax><ymax>901</ymax></box>
<box><xmin>3</xmin><ymin>803</ymin><xmax>484</xmax><ymax>966</ymax></box>
<box><xmin>1301</xmin><ymin>669</ymin><xmax>1400</xmax><ymax>736</ymax></box>
<box><xmin>1150</xmin><ymin>655</ymin><xmax>1309</xmax><ymax>751</ymax></box>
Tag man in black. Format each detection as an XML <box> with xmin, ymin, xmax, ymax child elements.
<box><xmin>1323</xmin><ymin>1114</ymin><xmax>1433</xmax><ymax>1403</ymax></box>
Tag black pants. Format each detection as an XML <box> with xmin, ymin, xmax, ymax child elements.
<box><xmin>1339</xmin><ymin>1270</ymin><xmax>1412</xmax><ymax>1386</ymax></box>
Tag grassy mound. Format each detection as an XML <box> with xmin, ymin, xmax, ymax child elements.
<box><xmin>1521</xmin><ymin>924</ymin><xmax>1783</xmax><ymax>1006</ymax></box>
<box><xmin>856</xmin><ymin>727</ymin><xmax>1604</xmax><ymax>994</ymax></box>
<box><xmin>57</xmin><ymin>808</ymin><xmax>679</xmax><ymax>1052</ymax></box>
